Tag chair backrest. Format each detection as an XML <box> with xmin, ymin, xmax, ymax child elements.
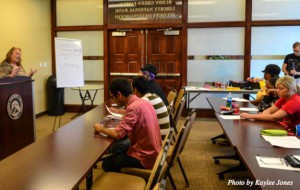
<box><xmin>167</xmin><ymin>89</ymin><xmax>177</xmax><ymax>111</ymax></box>
<box><xmin>167</xmin><ymin>117</ymin><xmax>190</xmax><ymax>166</ymax></box>
<box><xmin>162</xmin><ymin>128</ymin><xmax>175</xmax><ymax>145</ymax></box>
<box><xmin>171</xmin><ymin>88</ymin><xmax>185</xmax><ymax>116</ymax></box>
<box><xmin>145</xmin><ymin>138</ymin><xmax>171</xmax><ymax>190</ymax></box>
<box><xmin>179</xmin><ymin>109</ymin><xmax>196</xmax><ymax>154</ymax></box>
<box><xmin>172</xmin><ymin>96</ymin><xmax>186</xmax><ymax>131</ymax></box>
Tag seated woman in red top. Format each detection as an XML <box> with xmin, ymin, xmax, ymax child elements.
<box><xmin>241</xmin><ymin>75</ymin><xmax>300</xmax><ymax>132</ymax></box>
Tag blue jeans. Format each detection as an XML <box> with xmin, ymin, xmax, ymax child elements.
<box><xmin>109</xmin><ymin>137</ymin><xmax>130</xmax><ymax>154</ymax></box>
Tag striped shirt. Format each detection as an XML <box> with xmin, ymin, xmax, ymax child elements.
<box><xmin>142</xmin><ymin>93</ymin><xmax>170</xmax><ymax>135</ymax></box>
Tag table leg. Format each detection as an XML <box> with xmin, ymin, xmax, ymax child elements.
<box><xmin>71</xmin><ymin>90</ymin><xmax>90</xmax><ymax>119</ymax></box>
<box><xmin>90</xmin><ymin>90</ymin><xmax>99</xmax><ymax>107</ymax></box>
<box><xmin>86</xmin><ymin>170</ymin><xmax>93</xmax><ymax>190</ymax></box>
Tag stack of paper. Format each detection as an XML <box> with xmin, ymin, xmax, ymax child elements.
<box><xmin>262</xmin><ymin>135</ymin><xmax>300</xmax><ymax>149</ymax></box>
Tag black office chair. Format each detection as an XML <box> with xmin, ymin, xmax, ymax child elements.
<box><xmin>213</xmin><ymin>150</ymin><xmax>246</xmax><ymax>179</ymax></box>
<box><xmin>212</xmin><ymin>125</ymin><xmax>246</xmax><ymax>179</ymax></box>
<box><xmin>210</xmin><ymin>133</ymin><xmax>227</xmax><ymax>144</ymax></box>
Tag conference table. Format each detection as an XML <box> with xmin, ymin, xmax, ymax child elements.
<box><xmin>207</xmin><ymin>98</ymin><xmax>284</xmax><ymax>148</ymax></box>
<box><xmin>0</xmin><ymin>103</ymin><xmax>115</xmax><ymax>190</ymax></box>
<box><xmin>184</xmin><ymin>82</ymin><xmax>259</xmax><ymax>110</ymax></box>
<box><xmin>207</xmin><ymin>97</ymin><xmax>300</xmax><ymax>190</ymax></box>
<box><xmin>237</xmin><ymin>146</ymin><xmax>300</xmax><ymax>190</ymax></box>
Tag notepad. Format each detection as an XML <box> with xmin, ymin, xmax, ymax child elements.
<box><xmin>256</xmin><ymin>156</ymin><xmax>300</xmax><ymax>171</ymax></box>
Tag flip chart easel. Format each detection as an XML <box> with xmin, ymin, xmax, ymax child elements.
<box><xmin>53</xmin><ymin>38</ymin><xmax>85</xmax><ymax>130</ymax></box>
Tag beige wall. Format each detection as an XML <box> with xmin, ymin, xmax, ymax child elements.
<box><xmin>0</xmin><ymin>0</ymin><xmax>52</xmax><ymax>114</ymax></box>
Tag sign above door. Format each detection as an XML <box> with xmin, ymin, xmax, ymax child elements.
<box><xmin>108</xmin><ymin>0</ymin><xmax>183</xmax><ymax>25</ymax></box>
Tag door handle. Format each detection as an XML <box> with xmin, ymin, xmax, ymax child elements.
<box><xmin>157</xmin><ymin>73</ymin><xmax>180</xmax><ymax>77</ymax></box>
<box><xmin>110</xmin><ymin>73</ymin><xmax>139</xmax><ymax>76</ymax></box>
<box><xmin>110</xmin><ymin>73</ymin><xmax>180</xmax><ymax>77</ymax></box>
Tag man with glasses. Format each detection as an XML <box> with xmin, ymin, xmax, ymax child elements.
<box><xmin>93</xmin><ymin>78</ymin><xmax>161</xmax><ymax>172</ymax></box>
<box><xmin>282</xmin><ymin>41</ymin><xmax>300</xmax><ymax>79</ymax></box>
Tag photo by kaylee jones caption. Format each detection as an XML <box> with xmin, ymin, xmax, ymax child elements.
<box><xmin>227</xmin><ymin>179</ymin><xmax>293</xmax><ymax>187</ymax></box>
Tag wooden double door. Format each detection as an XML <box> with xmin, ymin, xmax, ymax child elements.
<box><xmin>108</xmin><ymin>29</ymin><xmax>183</xmax><ymax>94</ymax></box>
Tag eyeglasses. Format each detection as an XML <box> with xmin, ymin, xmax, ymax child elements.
<box><xmin>109</xmin><ymin>94</ymin><xmax>116</xmax><ymax>100</ymax></box>
<box><xmin>277</xmin><ymin>87</ymin><xmax>287</xmax><ymax>91</ymax></box>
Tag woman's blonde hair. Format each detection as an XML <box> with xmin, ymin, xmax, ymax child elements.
<box><xmin>275</xmin><ymin>75</ymin><xmax>300</xmax><ymax>95</ymax></box>
<box><xmin>1</xmin><ymin>47</ymin><xmax>22</xmax><ymax>66</ymax></box>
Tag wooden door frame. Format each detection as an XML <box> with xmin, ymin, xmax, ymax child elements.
<box><xmin>104</xmin><ymin>26</ymin><xmax>187</xmax><ymax>100</ymax></box>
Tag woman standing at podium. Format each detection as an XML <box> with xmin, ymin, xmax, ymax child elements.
<box><xmin>0</xmin><ymin>47</ymin><xmax>37</xmax><ymax>77</ymax></box>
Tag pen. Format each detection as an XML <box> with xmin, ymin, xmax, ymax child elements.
<box><xmin>283</xmin><ymin>158</ymin><xmax>289</xmax><ymax>167</ymax></box>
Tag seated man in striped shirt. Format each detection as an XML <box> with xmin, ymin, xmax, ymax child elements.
<box><xmin>110</xmin><ymin>76</ymin><xmax>170</xmax><ymax>137</ymax></box>
<box><xmin>132</xmin><ymin>76</ymin><xmax>170</xmax><ymax>136</ymax></box>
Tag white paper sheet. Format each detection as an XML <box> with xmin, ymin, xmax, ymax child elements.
<box><xmin>105</xmin><ymin>105</ymin><xmax>123</xmax><ymax>120</ymax></box>
<box><xmin>98</xmin><ymin>128</ymin><xmax>115</xmax><ymax>137</ymax></box>
<box><xmin>262</xmin><ymin>135</ymin><xmax>300</xmax><ymax>149</ymax></box>
<box><xmin>222</xmin><ymin>97</ymin><xmax>249</xmax><ymax>102</ymax></box>
<box><xmin>233</xmin><ymin>98</ymin><xmax>250</xmax><ymax>102</ymax></box>
<box><xmin>219</xmin><ymin>115</ymin><xmax>241</xmax><ymax>120</ymax></box>
<box><xmin>239</xmin><ymin>107</ymin><xmax>258</xmax><ymax>112</ymax></box>
<box><xmin>185</xmin><ymin>86</ymin><xmax>208</xmax><ymax>91</ymax></box>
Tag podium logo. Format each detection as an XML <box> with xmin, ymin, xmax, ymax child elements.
<box><xmin>7</xmin><ymin>94</ymin><xmax>23</xmax><ymax>120</ymax></box>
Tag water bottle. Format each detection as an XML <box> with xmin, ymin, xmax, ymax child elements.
<box><xmin>226</xmin><ymin>92</ymin><xmax>232</xmax><ymax>109</ymax></box>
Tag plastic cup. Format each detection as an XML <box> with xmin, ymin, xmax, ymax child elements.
<box><xmin>233</xmin><ymin>106</ymin><xmax>240</xmax><ymax>115</ymax></box>
<box><xmin>232</xmin><ymin>102</ymin><xmax>239</xmax><ymax>115</ymax></box>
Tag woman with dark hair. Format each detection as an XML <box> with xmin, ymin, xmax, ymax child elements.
<box><xmin>1</xmin><ymin>47</ymin><xmax>37</xmax><ymax>77</ymax></box>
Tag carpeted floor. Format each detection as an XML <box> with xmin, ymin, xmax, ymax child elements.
<box><xmin>36</xmin><ymin>114</ymin><xmax>260</xmax><ymax>190</ymax></box>
<box><xmin>162</xmin><ymin>117</ymin><xmax>259</xmax><ymax>190</ymax></box>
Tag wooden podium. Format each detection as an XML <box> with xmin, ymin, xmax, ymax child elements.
<box><xmin>0</xmin><ymin>76</ymin><xmax>35</xmax><ymax>160</ymax></box>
